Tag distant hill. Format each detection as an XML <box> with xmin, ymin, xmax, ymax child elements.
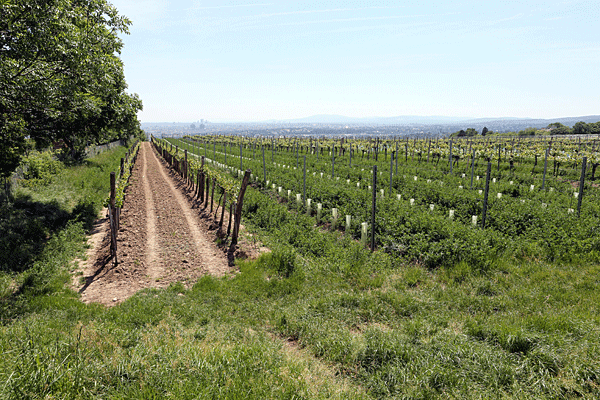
<box><xmin>262</xmin><ymin>115</ymin><xmax>600</xmax><ymax>126</ymax></box>
<box><xmin>141</xmin><ymin>115</ymin><xmax>600</xmax><ymax>132</ymax></box>
<box><xmin>444</xmin><ymin>116</ymin><xmax>600</xmax><ymax>133</ymax></box>
<box><xmin>458</xmin><ymin>116</ymin><xmax>600</xmax><ymax>126</ymax></box>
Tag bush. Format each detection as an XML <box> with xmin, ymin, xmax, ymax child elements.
<box><xmin>21</xmin><ymin>151</ymin><xmax>63</xmax><ymax>186</ymax></box>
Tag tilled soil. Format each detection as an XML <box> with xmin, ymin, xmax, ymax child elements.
<box><xmin>77</xmin><ymin>142</ymin><xmax>235</xmax><ymax>306</ymax></box>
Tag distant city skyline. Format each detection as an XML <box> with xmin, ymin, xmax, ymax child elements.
<box><xmin>109</xmin><ymin>0</ymin><xmax>599</xmax><ymax>123</ymax></box>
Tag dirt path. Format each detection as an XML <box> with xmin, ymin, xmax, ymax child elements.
<box><xmin>77</xmin><ymin>142</ymin><xmax>231</xmax><ymax>305</ymax></box>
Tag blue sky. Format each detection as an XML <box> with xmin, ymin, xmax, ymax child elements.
<box><xmin>109</xmin><ymin>0</ymin><xmax>599</xmax><ymax>123</ymax></box>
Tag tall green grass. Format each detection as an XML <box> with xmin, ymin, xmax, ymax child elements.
<box><xmin>16</xmin><ymin>147</ymin><xmax>129</xmax><ymax>216</ymax></box>
<box><xmin>0</xmin><ymin>148</ymin><xmax>128</xmax><ymax>273</ymax></box>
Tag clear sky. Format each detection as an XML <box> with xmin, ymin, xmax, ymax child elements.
<box><xmin>108</xmin><ymin>0</ymin><xmax>599</xmax><ymax>123</ymax></box>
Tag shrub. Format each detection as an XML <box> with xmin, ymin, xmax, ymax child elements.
<box><xmin>21</xmin><ymin>151</ymin><xmax>63</xmax><ymax>186</ymax></box>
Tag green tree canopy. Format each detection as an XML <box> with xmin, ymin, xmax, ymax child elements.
<box><xmin>547</xmin><ymin>122</ymin><xmax>572</xmax><ymax>135</ymax></box>
<box><xmin>0</xmin><ymin>0</ymin><xmax>143</xmax><ymax>178</ymax></box>
<box><xmin>572</xmin><ymin>121</ymin><xmax>600</xmax><ymax>135</ymax></box>
<box><xmin>451</xmin><ymin>128</ymin><xmax>478</xmax><ymax>137</ymax></box>
<box><xmin>572</xmin><ymin>121</ymin><xmax>589</xmax><ymax>135</ymax></box>
<box><xmin>518</xmin><ymin>127</ymin><xmax>538</xmax><ymax>136</ymax></box>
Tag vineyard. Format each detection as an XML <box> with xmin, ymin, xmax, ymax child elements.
<box><xmin>161</xmin><ymin>134</ymin><xmax>600</xmax><ymax>270</ymax></box>
<box><xmin>2</xmin><ymin>135</ymin><xmax>600</xmax><ymax>399</ymax></box>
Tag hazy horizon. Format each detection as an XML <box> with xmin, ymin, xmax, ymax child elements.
<box><xmin>140</xmin><ymin>113</ymin><xmax>600</xmax><ymax>125</ymax></box>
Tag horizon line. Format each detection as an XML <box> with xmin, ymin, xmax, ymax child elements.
<box><xmin>139</xmin><ymin>113</ymin><xmax>600</xmax><ymax>125</ymax></box>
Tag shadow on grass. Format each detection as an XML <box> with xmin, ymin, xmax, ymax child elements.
<box><xmin>0</xmin><ymin>192</ymin><xmax>98</xmax><ymax>274</ymax></box>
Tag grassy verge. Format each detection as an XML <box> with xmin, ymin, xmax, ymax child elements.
<box><xmin>1</xmin><ymin>146</ymin><xmax>599</xmax><ymax>399</ymax></box>
<box><xmin>0</xmin><ymin>147</ymin><xmax>128</xmax><ymax>318</ymax></box>
<box><xmin>240</xmin><ymin>188</ymin><xmax>600</xmax><ymax>398</ymax></box>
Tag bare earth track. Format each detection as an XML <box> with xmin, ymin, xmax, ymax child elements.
<box><xmin>77</xmin><ymin>142</ymin><xmax>235</xmax><ymax>306</ymax></box>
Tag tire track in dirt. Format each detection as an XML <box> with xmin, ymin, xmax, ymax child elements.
<box><xmin>153</xmin><ymin>147</ymin><xmax>229</xmax><ymax>277</ymax></box>
<box><xmin>77</xmin><ymin>142</ymin><xmax>230</xmax><ymax>306</ymax></box>
<box><xmin>141</xmin><ymin>147</ymin><xmax>161</xmax><ymax>280</ymax></box>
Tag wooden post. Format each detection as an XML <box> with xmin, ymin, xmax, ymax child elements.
<box><xmin>196</xmin><ymin>168</ymin><xmax>202</xmax><ymax>200</ymax></box>
<box><xmin>116</xmin><ymin>206</ymin><xmax>120</xmax><ymax>233</ymax></box>
<box><xmin>110</xmin><ymin>172</ymin><xmax>117</xmax><ymax>265</ymax></box>
<box><xmin>497</xmin><ymin>146</ymin><xmax>501</xmax><ymax>174</ymax></box>
<box><xmin>577</xmin><ymin>157</ymin><xmax>587</xmax><ymax>217</ymax></box>
<box><xmin>262</xmin><ymin>145</ymin><xmax>266</xmax><ymax>183</ymax></box>
<box><xmin>120</xmin><ymin>158</ymin><xmax>125</xmax><ymax>178</ymax></box>
<box><xmin>332</xmin><ymin>146</ymin><xmax>335</xmax><ymax>178</ymax></box>
<box><xmin>231</xmin><ymin>170</ymin><xmax>251</xmax><ymax>248</ymax></box>
<box><xmin>449</xmin><ymin>139</ymin><xmax>453</xmax><ymax>173</ymax></box>
<box><xmin>349</xmin><ymin>146</ymin><xmax>353</xmax><ymax>167</ymax></box>
<box><xmin>210</xmin><ymin>178</ymin><xmax>215</xmax><ymax>213</ymax></box>
<box><xmin>184</xmin><ymin>149</ymin><xmax>188</xmax><ymax>183</ymax></box>
<box><xmin>204</xmin><ymin>174</ymin><xmax>210</xmax><ymax>209</ymax></box>
<box><xmin>427</xmin><ymin>139</ymin><xmax>431</xmax><ymax>163</ymax></box>
<box><xmin>482</xmin><ymin>162</ymin><xmax>491</xmax><ymax>228</ymax></box>
<box><xmin>389</xmin><ymin>153</ymin><xmax>393</xmax><ymax>196</ymax></box>
<box><xmin>303</xmin><ymin>156</ymin><xmax>307</xmax><ymax>205</ymax></box>
<box><xmin>395</xmin><ymin>142</ymin><xmax>398</xmax><ymax>173</ymax></box>
<box><xmin>227</xmin><ymin>202</ymin><xmax>233</xmax><ymax>237</ymax></box>
<box><xmin>371</xmin><ymin>165</ymin><xmax>377</xmax><ymax>251</ymax></box>
<box><xmin>200</xmin><ymin>157</ymin><xmax>206</xmax><ymax>200</ymax></box>
<box><xmin>470</xmin><ymin>149</ymin><xmax>476</xmax><ymax>189</ymax></box>
<box><xmin>541</xmin><ymin>147</ymin><xmax>549</xmax><ymax>190</ymax></box>
<box><xmin>219</xmin><ymin>192</ymin><xmax>227</xmax><ymax>230</ymax></box>
<box><xmin>214</xmin><ymin>189</ymin><xmax>224</xmax><ymax>217</ymax></box>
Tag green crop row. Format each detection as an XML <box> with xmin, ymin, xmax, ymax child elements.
<box><xmin>173</xmin><ymin>135</ymin><xmax>600</xmax><ymax>268</ymax></box>
<box><xmin>102</xmin><ymin>140</ymin><xmax>140</xmax><ymax>208</ymax></box>
<box><xmin>154</xmin><ymin>137</ymin><xmax>241</xmax><ymax>205</ymax></box>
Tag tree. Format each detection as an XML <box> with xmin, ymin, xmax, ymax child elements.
<box><xmin>572</xmin><ymin>121</ymin><xmax>589</xmax><ymax>135</ymax></box>
<box><xmin>451</xmin><ymin>128</ymin><xmax>477</xmax><ymax>137</ymax></box>
<box><xmin>518</xmin><ymin>127</ymin><xmax>537</xmax><ymax>136</ymax></box>
<box><xmin>547</xmin><ymin>122</ymin><xmax>572</xmax><ymax>135</ymax></box>
<box><xmin>0</xmin><ymin>0</ymin><xmax>143</xmax><ymax>178</ymax></box>
<box><xmin>482</xmin><ymin>127</ymin><xmax>489</xmax><ymax>136</ymax></box>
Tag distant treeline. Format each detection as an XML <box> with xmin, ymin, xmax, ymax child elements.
<box><xmin>450</xmin><ymin>121</ymin><xmax>600</xmax><ymax>137</ymax></box>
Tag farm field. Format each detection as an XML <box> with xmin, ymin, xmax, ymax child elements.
<box><xmin>167</xmin><ymin>134</ymin><xmax>600</xmax><ymax>268</ymax></box>
<box><xmin>1</xmin><ymin>136</ymin><xmax>600</xmax><ymax>399</ymax></box>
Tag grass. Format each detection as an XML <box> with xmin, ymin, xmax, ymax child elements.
<box><xmin>1</xmin><ymin>144</ymin><xmax>599</xmax><ymax>399</ymax></box>
<box><xmin>16</xmin><ymin>148</ymin><xmax>128</xmax><ymax>212</ymax></box>
<box><xmin>0</xmin><ymin>147</ymin><xmax>128</xmax><ymax>275</ymax></box>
